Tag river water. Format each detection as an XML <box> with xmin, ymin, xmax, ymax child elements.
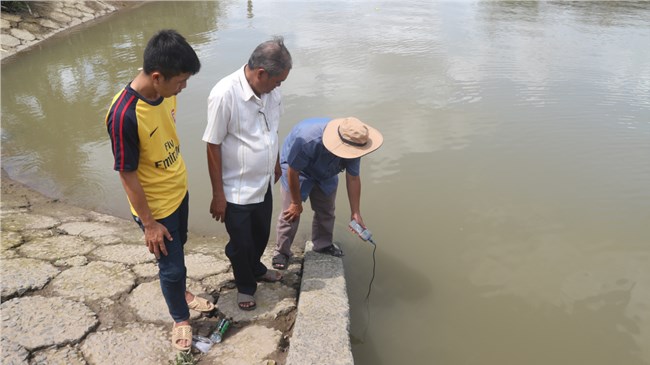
<box><xmin>2</xmin><ymin>1</ymin><xmax>650</xmax><ymax>364</ymax></box>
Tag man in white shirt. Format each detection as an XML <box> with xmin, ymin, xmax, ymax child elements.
<box><xmin>203</xmin><ymin>37</ymin><xmax>291</xmax><ymax>311</ymax></box>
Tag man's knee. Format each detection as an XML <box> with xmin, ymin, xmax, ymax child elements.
<box><xmin>160</xmin><ymin>265</ymin><xmax>186</xmax><ymax>283</ymax></box>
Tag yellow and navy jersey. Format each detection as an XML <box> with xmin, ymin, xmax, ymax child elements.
<box><xmin>105</xmin><ymin>84</ymin><xmax>187</xmax><ymax>220</ymax></box>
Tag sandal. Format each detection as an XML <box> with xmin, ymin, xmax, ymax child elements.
<box><xmin>237</xmin><ymin>292</ymin><xmax>256</xmax><ymax>311</ymax></box>
<box><xmin>187</xmin><ymin>295</ymin><xmax>215</xmax><ymax>312</ymax></box>
<box><xmin>171</xmin><ymin>324</ymin><xmax>192</xmax><ymax>351</ymax></box>
<box><xmin>272</xmin><ymin>253</ymin><xmax>289</xmax><ymax>270</ymax></box>
<box><xmin>256</xmin><ymin>269</ymin><xmax>283</xmax><ymax>282</ymax></box>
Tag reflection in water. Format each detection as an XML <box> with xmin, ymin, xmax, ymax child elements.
<box><xmin>2</xmin><ymin>1</ymin><xmax>650</xmax><ymax>364</ymax></box>
<box><xmin>1</xmin><ymin>1</ymin><xmax>222</xmax><ymax>212</ymax></box>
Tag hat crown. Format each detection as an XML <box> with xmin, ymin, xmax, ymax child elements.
<box><xmin>322</xmin><ymin>116</ymin><xmax>383</xmax><ymax>159</ymax></box>
<box><xmin>338</xmin><ymin>118</ymin><xmax>369</xmax><ymax>146</ymax></box>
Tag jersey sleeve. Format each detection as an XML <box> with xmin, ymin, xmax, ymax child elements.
<box><xmin>106</xmin><ymin>91</ymin><xmax>140</xmax><ymax>171</ymax></box>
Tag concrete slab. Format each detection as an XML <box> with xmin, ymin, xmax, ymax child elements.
<box><xmin>54</xmin><ymin>255</ymin><xmax>89</xmax><ymax>267</ymax></box>
<box><xmin>218</xmin><ymin>284</ymin><xmax>297</xmax><ymax>323</ymax></box>
<box><xmin>1</xmin><ymin>296</ymin><xmax>97</xmax><ymax>350</ymax></box>
<box><xmin>202</xmin><ymin>325</ymin><xmax>282</xmax><ymax>365</ymax></box>
<box><xmin>0</xmin><ymin>258</ymin><xmax>59</xmax><ymax>299</ymax></box>
<box><xmin>80</xmin><ymin>323</ymin><xmax>174</xmax><ymax>365</ymax></box>
<box><xmin>31</xmin><ymin>345</ymin><xmax>86</xmax><ymax>365</ymax></box>
<box><xmin>18</xmin><ymin>235</ymin><xmax>94</xmax><ymax>260</ymax></box>
<box><xmin>0</xmin><ymin>230</ymin><xmax>22</xmax><ymax>250</ymax></box>
<box><xmin>126</xmin><ymin>280</ymin><xmax>211</xmax><ymax>323</ymax></box>
<box><xmin>1</xmin><ymin>213</ymin><xmax>60</xmax><ymax>231</ymax></box>
<box><xmin>58</xmin><ymin>221</ymin><xmax>134</xmax><ymax>245</ymax></box>
<box><xmin>132</xmin><ymin>262</ymin><xmax>159</xmax><ymax>278</ymax></box>
<box><xmin>0</xmin><ymin>337</ymin><xmax>29</xmax><ymax>365</ymax></box>
<box><xmin>186</xmin><ymin>252</ymin><xmax>231</xmax><ymax>280</ymax></box>
<box><xmin>48</xmin><ymin>261</ymin><xmax>135</xmax><ymax>301</ymax></box>
<box><xmin>93</xmin><ymin>243</ymin><xmax>154</xmax><ymax>264</ymax></box>
<box><xmin>286</xmin><ymin>242</ymin><xmax>353</xmax><ymax>365</ymax></box>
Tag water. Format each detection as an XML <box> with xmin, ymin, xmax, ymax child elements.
<box><xmin>2</xmin><ymin>1</ymin><xmax>650</xmax><ymax>364</ymax></box>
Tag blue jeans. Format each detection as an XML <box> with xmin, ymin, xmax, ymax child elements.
<box><xmin>134</xmin><ymin>192</ymin><xmax>190</xmax><ymax>323</ymax></box>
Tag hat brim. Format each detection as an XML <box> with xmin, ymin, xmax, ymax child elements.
<box><xmin>322</xmin><ymin>118</ymin><xmax>384</xmax><ymax>159</ymax></box>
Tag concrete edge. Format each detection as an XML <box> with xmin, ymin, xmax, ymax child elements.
<box><xmin>286</xmin><ymin>241</ymin><xmax>354</xmax><ymax>365</ymax></box>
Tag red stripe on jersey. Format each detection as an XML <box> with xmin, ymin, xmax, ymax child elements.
<box><xmin>118</xmin><ymin>95</ymin><xmax>137</xmax><ymax>170</ymax></box>
<box><xmin>111</xmin><ymin>90</ymin><xmax>128</xmax><ymax>169</ymax></box>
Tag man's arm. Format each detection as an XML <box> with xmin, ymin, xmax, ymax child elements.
<box><xmin>282</xmin><ymin>166</ymin><xmax>303</xmax><ymax>222</ymax></box>
<box><xmin>207</xmin><ymin>143</ymin><xmax>227</xmax><ymax>223</ymax></box>
<box><xmin>346</xmin><ymin>172</ymin><xmax>365</xmax><ymax>228</ymax></box>
<box><xmin>119</xmin><ymin>170</ymin><xmax>171</xmax><ymax>259</ymax></box>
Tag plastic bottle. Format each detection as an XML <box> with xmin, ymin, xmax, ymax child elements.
<box><xmin>209</xmin><ymin>318</ymin><xmax>231</xmax><ymax>343</ymax></box>
<box><xmin>192</xmin><ymin>335</ymin><xmax>212</xmax><ymax>353</ymax></box>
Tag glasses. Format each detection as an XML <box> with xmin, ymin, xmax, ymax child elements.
<box><xmin>258</xmin><ymin>110</ymin><xmax>270</xmax><ymax>131</ymax></box>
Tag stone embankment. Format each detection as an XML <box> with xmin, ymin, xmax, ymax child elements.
<box><xmin>1</xmin><ymin>169</ymin><xmax>302</xmax><ymax>364</ymax></box>
<box><xmin>1</xmin><ymin>1</ymin><xmax>132</xmax><ymax>61</ymax></box>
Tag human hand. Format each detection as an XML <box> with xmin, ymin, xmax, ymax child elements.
<box><xmin>349</xmin><ymin>213</ymin><xmax>365</xmax><ymax>233</ymax></box>
<box><xmin>210</xmin><ymin>196</ymin><xmax>227</xmax><ymax>223</ymax></box>
<box><xmin>144</xmin><ymin>221</ymin><xmax>171</xmax><ymax>259</ymax></box>
<box><xmin>282</xmin><ymin>202</ymin><xmax>303</xmax><ymax>222</ymax></box>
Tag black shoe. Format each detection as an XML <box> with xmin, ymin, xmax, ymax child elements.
<box><xmin>314</xmin><ymin>244</ymin><xmax>344</xmax><ymax>257</ymax></box>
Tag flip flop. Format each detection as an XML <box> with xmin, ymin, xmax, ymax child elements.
<box><xmin>187</xmin><ymin>295</ymin><xmax>215</xmax><ymax>312</ymax></box>
<box><xmin>237</xmin><ymin>292</ymin><xmax>256</xmax><ymax>311</ymax></box>
<box><xmin>272</xmin><ymin>253</ymin><xmax>289</xmax><ymax>270</ymax></box>
<box><xmin>171</xmin><ymin>324</ymin><xmax>192</xmax><ymax>351</ymax></box>
<box><xmin>256</xmin><ymin>269</ymin><xmax>283</xmax><ymax>282</ymax></box>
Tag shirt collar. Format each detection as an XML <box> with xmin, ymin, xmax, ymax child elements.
<box><xmin>238</xmin><ymin>65</ymin><xmax>260</xmax><ymax>102</ymax></box>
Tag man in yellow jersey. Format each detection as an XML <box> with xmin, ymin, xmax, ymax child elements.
<box><xmin>203</xmin><ymin>37</ymin><xmax>291</xmax><ymax>311</ymax></box>
<box><xmin>105</xmin><ymin>29</ymin><xmax>210</xmax><ymax>351</ymax></box>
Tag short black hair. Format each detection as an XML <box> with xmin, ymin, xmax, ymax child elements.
<box><xmin>247</xmin><ymin>36</ymin><xmax>292</xmax><ymax>77</ymax></box>
<box><xmin>143</xmin><ymin>29</ymin><xmax>201</xmax><ymax>79</ymax></box>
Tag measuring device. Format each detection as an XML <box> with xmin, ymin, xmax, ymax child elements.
<box><xmin>348</xmin><ymin>220</ymin><xmax>377</xmax><ymax>300</ymax></box>
<box><xmin>349</xmin><ymin>219</ymin><xmax>377</xmax><ymax>341</ymax></box>
<box><xmin>349</xmin><ymin>219</ymin><xmax>375</xmax><ymax>244</ymax></box>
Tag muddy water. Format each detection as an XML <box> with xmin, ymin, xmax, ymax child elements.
<box><xmin>2</xmin><ymin>1</ymin><xmax>649</xmax><ymax>364</ymax></box>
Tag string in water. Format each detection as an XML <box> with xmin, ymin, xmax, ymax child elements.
<box><xmin>361</xmin><ymin>237</ymin><xmax>377</xmax><ymax>342</ymax></box>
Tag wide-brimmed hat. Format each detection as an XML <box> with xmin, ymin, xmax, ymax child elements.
<box><xmin>322</xmin><ymin>117</ymin><xmax>383</xmax><ymax>159</ymax></box>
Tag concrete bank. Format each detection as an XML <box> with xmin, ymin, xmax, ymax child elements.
<box><xmin>1</xmin><ymin>2</ymin><xmax>354</xmax><ymax>364</ymax></box>
<box><xmin>0</xmin><ymin>168</ymin><xmax>300</xmax><ymax>365</ymax></box>
<box><xmin>1</xmin><ymin>169</ymin><xmax>352</xmax><ymax>365</ymax></box>
<box><xmin>1</xmin><ymin>1</ymin><xmax>136</xmax><ymax>61</ymax></box>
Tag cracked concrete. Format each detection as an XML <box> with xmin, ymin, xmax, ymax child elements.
<box><xmin>1</xmin><ymin>170</ymin><xmax>302</xmax><ymax>364</ymax></box>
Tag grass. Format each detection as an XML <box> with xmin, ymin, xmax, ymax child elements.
<box><xmin>169</xmin><ymin>351</ymin><xmax>198</xmax><ymax>365</ymax></box>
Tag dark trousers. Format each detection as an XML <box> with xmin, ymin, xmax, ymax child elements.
<box><xmin>134</xmin><ymin>192</ymin><xmax>190</xmax><ymax>322</ymax></box>
<box><xmin>224</xmin><ymin>185</ymin><xmax>272</xmax><ymax>295</ymax></box>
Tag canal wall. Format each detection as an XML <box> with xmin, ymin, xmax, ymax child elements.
<box><xmin>1</xmin><ymin>1</ymin><xmax>354</xmax><ymax>364</ymax></box>
<box><xmin>1</xmin><ymin>1</ymin><xmax>140</xmax><ymax>62</ymax></box>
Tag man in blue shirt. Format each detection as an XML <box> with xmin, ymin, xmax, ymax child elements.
<box><xmin>272</xmin><ymin>117</ymin><xmax>383</xmax><ymax>269</ymax></box>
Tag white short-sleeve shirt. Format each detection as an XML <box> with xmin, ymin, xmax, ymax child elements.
<box><xmin>203</xmin><ymin>66</ymin><xmax>283</xmax><ymax>205</ymax></box>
